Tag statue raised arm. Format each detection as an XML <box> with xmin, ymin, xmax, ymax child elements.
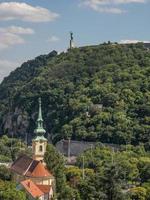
<box><xmin>70</xmin><ymin>32</ymin><xmax>73</xmax><ymax>41</ymax></box>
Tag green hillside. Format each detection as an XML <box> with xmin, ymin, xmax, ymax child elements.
<box><xmin>0</xmin><ymin>43</ymin><xmax>150</xmax><ymax>147</ymax></box>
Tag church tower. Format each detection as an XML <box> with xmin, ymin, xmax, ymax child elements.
<box><xmin>32</xmin><ymin>97</ymin><xmax>47</xmax><ymax>162</ymax></box>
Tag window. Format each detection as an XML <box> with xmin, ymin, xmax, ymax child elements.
<box><xmin>39</xmin><ymin>145</ymin><xmax>43</xmax><ymax>152</ymax></box>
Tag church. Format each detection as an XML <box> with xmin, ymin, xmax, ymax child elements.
<box><xmin>10</xmin><ymin>98</ymin><xmax>54</xmax><ymax>200</ymax></box>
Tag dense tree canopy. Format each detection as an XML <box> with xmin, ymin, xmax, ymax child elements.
<box><xmin>75</xmin><ymin>145</ymin><xmax>150</xmax><ymax>200</ymax></box>
<box><xmin>44</xmin><ymin>143</ymin><xmax>150</xmax><ymax>199</ymax></box>
<box><xmin>0</xmin><ymin>43</ymin><xmax>150</xmax><ymax>147</ymax></box>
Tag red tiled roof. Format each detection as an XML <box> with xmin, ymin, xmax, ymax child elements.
<box><xmin>37</xmin><ymin>184</ymin><xmax>51</xmax><ymax>194</ymax></box>
<box><xmin>21</xmin><ymin>179</ymin><xmax>44</xmax><ymax>198</ymax></box>
<box><xmin>10</xmin><ymin>155</ymin><xmax>53</xmax><ymax>178</ymax></box>
<box><xmin>27</xmin><ymin>161</ymin><xmax>52</xmax><ymax>178</ymax></box>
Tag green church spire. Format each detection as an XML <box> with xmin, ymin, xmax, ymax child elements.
<box><xmin>34</xmin><ymin>97</ymin><xmax>46</xmax><ymax>136</ymax></box>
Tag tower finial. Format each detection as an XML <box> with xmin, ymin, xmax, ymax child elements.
<box><xmin>34</xmin><ymin>97</ymin><xmax>46</xmax><ymax>135</ymax></box>
<box><xmin>38</xmin><ymin>97</ymin><xmax>42</xmax><ymax>121</ymax></box>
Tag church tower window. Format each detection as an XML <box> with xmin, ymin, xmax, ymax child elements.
<box><xmin>39</xmin><ymin>145</ymin><xmax>43</xmax><ymax>152</ymax></box>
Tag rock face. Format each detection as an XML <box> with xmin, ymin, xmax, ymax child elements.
<box><xmin>2</xmin><ymin>107</ymin><xmax>30</xmax><ymax>138</ymax></box>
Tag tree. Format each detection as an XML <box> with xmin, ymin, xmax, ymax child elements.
<box><xmin>61</xmin><ymin>124</ymin><xmax>73</xmax><ymax>139</ymax></box>
<box><xmin>44</xmin><ymin>144</ymin><xmax>66</xmax><ymax>197</ymax></box>
<box><xmin>99</xmin><ymin>164</ymin><xmax>127</xmax><ymax>200</ymax></box>
<box><xmin>0</xmin><ymin>165</ymin><xmax>11</xmax><ymax>181</ymax></box>
<box><xmin>60</xmin><ymin>185</ymin><xmax>81</xmax><ymax>200</ymax></box>
<box><xmin>142</xmin><ymin>182</ymin><xmax>150</xmax><ymax>200</ymax></box>
<box><xmin>129</xmin><ymin>187</ymin><xmax>147</xmax><ymax>200</ymax></box>
<box><xmin>78</xmin><ymin>175</ymin><xmax>107</xmax><ymax>200</ymax></box>
<box><xmin>0</xmin><ymin>180</ymin><xmax>27</xmax><ymax>200</ymax></box>
<box><xmin>138</xmin><ymin>157</ymin><xmax>150</xmax><ymax>183</ymax></box>
<box><xmin>65</xmin><ymin>166</ymin><xmax>94</xmax><ymax>188</ymax></box>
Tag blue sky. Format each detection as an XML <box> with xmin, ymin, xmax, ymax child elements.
<box><xmin>0</xmin><ymin>0</ymin><xmax>149</xmax><ymax>82</ymax></box>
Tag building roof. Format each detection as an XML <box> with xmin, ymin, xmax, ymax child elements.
<box><xmin>36</xmin><ymin>184</ymin><xmax>51</xmax><ymax>194</ymax></box>
<box><xmin>26</xmin><ymin>161</ymin><xmax>52</xmax><ymax>178</ymax></box>
<box><xmin>21</xmin><ymin>179</ymin><xmax>44</xmax><ymax>198</ymax></box>
<box><xmin>11</xmin><ymin>155</ymin><xmax>35</xmax><ymax>175</ymax></box>
<box><xmin>32</xmin><ymin>135</ymin><xmax>47</xmax><ymax>142</ymax></box>
<box><xmin>10</xmin><ymin>155</ymin><xmax>53</xmax><ymax>178</ymax></box>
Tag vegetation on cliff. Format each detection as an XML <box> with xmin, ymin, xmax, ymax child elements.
<box><xmin>0</xmin><ymin>43</ymin><xmax>150</xmax><ymax>147</ymax></box>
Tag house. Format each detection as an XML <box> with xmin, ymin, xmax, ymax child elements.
<box><xmin>10</xmin><ymin>98</ymin><xmax>55</xmax><ymax>200</ymax></box>
<box><xmin>11</xmin><ymin>155</ymin><xmax>54</xmax><ymax>186</ymax></box>
<box><xmin>19</xmin><ymin>179</ymin><xmax>53</xmax><ymax>200</ymax></box>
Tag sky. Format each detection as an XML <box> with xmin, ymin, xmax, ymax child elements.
<box><xmin>0</xmin><ymin>0</ymin><xmax>150</xmax><ymax>82</ymax></box>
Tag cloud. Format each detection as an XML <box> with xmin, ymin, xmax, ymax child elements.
<box><xmin>0</xmin><ymin>33</ymin><xmax>24</xmax><ymax>50</ymax></box>
<box><xmin>87</xmin><ymin>4</ymin><xmax>124</xmax><ymax>13</ymax></box>
<box><xmin>119</xmin><ymin>39</ymin><xmax>150</xmax><ymax>44</ymax></box>
<box><xmin>0</xmin><ymin>26</ymin><xmax>34</xmax><ymax>50</ymax></box>
<box><xmin>80</xmin><ymin>0</ymin><xmax>146</xmax><ymax>14</ymax></box>
<box><xmin>0</xmin><ymin>2</ymin><xmax>59</xmax><ymax>22</ymax></box>
<box><xmin>47</xmin><ymin>36</ymin><xmax>60</xmax><ymax>42</ymax></box>
<box><xmin>0</xmin><ymin>59</ymin><xmax>20</xmax><ymax>83</ymax></box>
<box><xmin>0</xmin><ymin>26</ymin><xmax>34</xmax><ymax>35</ymax></box>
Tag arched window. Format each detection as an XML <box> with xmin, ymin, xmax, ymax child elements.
<box><xmin>39</xmin><ymin>145</ymin><xmax>43</xmax><ymax>152</ymax></box>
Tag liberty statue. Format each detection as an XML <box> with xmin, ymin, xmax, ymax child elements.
<box><xmin>70</xmin><ymin>31</ymin><xmax>74</xmax><ymax>49</ymax></box>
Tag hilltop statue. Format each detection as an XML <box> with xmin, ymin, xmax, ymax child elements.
<box><xmin>70</xmin><ymin>31</ymin><xmax>75</xmax><ymax>49</ymax></box>
<box><xmin>70</xmin><ymin>31</ymin><xmax>73</xmax><ymax>40</ymax></box>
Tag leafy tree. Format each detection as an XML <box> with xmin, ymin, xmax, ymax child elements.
<box><xmin>0</xmin><ymin>165</ymin><xmax>11</xmax><ymax>181</ymax></box>
<box><xmin>65</xmin><ymin>166</ymin><xmax>94</xmax><ymax>188</ymax></box>
<box><xmin>78</xmin><ymin>175</ymin><xmax>107</xmax><ymax>200</ymax></box>
<box><xmin>0</xmin><ymin>180</ymin><xmax>27</xmax><ymax>200</ymax></box>
<box><xmin>44</xmin><ymin>144</ymin><xmax>66</xmax><ymax>198</ymax></box>
<box><xmin>0</xmin><ymin>135</ymin><xmax>29</xmax><ymax>162</ymax></box>
<box><xmin>60</xmin><ymin>185</ymin><xmax>81</xmax><ymax>200</ymax></box>
<box><xmin>99</xmin><ymin>164</ymin><xmax>127</xmax><ymax>200</ymax></box>
<box><xmin>142</xmin><ymin>182</ymin><xmax>150</xmax><ymax>200</ymax></box>
<box><xmin>129</xmin><ymin>187</ymin><xmax>147</xmax><ymax>200</ymax></box>
<box><xmin>138</xmin><ymin>157</ymin><xmax>150</xmax><ymax>183</ymax></box>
